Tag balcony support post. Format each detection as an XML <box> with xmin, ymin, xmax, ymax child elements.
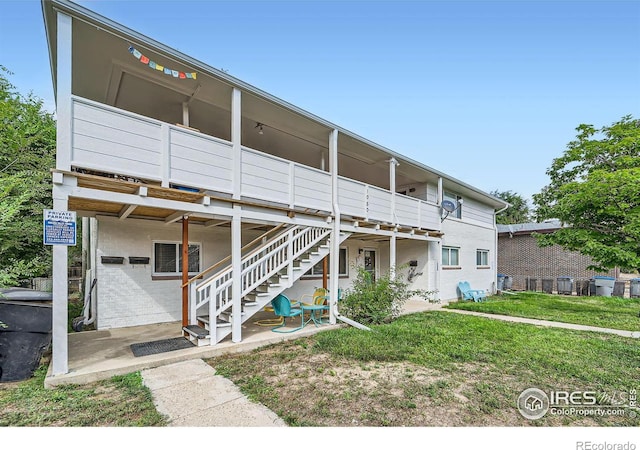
<box><xmin>389</xmin><ymin>157</ymin><xmax>398</xmax><ymax>224</ymax></box>
<box><xmin>231</xmin><ymin>205</ymin><xmax>242</xmax><ymax>342</ymax></box>
<box><xmin>329</xmin><ymin>129</ymin><xmax>339</xmax><ymax>325</ymax></box>
<box><xmin>232</xmin><ymin>88</ymin><xmax>242</xmax><ymax>200</ymax></box>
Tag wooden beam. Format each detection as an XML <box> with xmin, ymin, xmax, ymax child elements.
<box><xmin>165</xmin><ymin>211</ymin><xmax>188</xmax><ymax>224</ymax></box>
<box><xmin>182</xmin><ymin>216</ymin><xmax>189</xmax><ymax>328</ymax></box>
<box><xmin>205</xmin><ymin>219</ymin><xmax>229</xmax><ymax>228</ymax></box>
<box><xmin>118</xmin><ymin>204</ymin><xmax>137</xmax><ymax>220</ymax></box>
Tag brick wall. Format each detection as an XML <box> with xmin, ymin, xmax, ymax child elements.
<box><xmin>497</xmin><ymin>232</ymin><xmax>616</xmax><ymax>292</ymax></box>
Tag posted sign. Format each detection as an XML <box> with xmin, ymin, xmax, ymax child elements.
<box><xmin>43</xmin><ymin>210</ymin><xmax>77</xmax><ymax>246</ymax></box>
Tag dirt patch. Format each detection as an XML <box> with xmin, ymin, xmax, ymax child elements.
<box><xmin>206</xmin><ymin>341</ymin><xmax>636</xmax><ymax>427</ymax></box>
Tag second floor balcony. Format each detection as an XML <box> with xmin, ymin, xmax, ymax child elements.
<box><xmin>66</xmin><ymin>95</ymin><xmax>442</xmax><ymax>232</ymax></box>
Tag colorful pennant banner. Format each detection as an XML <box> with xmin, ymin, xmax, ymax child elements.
<box><xmin>129</xmin><ymin>46</ymin><xmax>197</xmax><ymax>80</ymax></box>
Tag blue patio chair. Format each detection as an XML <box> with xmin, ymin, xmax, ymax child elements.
<box><xmin>457</xmin><ymin>281</ymin><xmax>487</xmax><ymax>302</ymax></box>
<box><xmin>270</xmin><ymin>294</ymin><xmax>304</xmax><ymax>333</ymax></box>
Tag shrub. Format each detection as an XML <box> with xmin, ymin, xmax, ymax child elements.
<box><xmin>340</xmin><ymin>267</ymin><xmax>436</xmax><ymax>325</ymax></box>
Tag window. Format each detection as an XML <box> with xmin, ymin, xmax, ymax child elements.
<box><xmin>304</xmin><ymin>248</ymin><xmax>348</xmax><ymax>277</ymax></box>
<box><xmin>476</xmin><ymin>249</ymin><xmax>489</xmax><ymax>267</ymax></box>
<box><xmin>443</xmin><ymin>191</ymin><xmax>462</xmax><ymax>219</ymax></box>
<box><xmin>153</xmin><ymin>242</ymin><xmax>201</xmax><ymax>275</ymax></box>
<box><xmin>442</xmin><ymin>246</ymin><xmax>460</xmax><ymax>267</ymax></box>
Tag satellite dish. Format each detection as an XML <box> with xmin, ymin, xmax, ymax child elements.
<box><xmin>442</xmin><ymin>200</ymin><xmax>456</xmax><ymax>213</ymax></box>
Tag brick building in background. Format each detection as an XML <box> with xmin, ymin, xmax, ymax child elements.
<box><xmin>497</xmin><ymin>220</ymin><xmax>618</xmax><ymax>292</ymax></box>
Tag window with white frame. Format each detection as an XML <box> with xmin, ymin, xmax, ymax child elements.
<box><xmin>153</xmin><ymin>242</ymin><xmax>201</xmax><ymax>275</ymax></box>
<box><xmin>304</xmin><ymin>248</ymin><xmax>348</xmax><ymax>277</ymax></box>
<box><xmin>476</xmin><ymin>249</ymin><xmax>489</xmax><ymax>267</ymax></box>
<box><xmin>443</xmin><ymin>191</ymin><xmax>462</xmax><ymax>219</ymax></box>
<box><xmin>442</xmin><ymin>246</ymin><xmax>460</xmax><ymax>267</ymax></box>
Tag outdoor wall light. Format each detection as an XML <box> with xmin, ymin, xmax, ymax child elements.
<box><xmin>255</xmin><ymin>122</ymin><xmax>264</xmax><ymax>135</ymax></box>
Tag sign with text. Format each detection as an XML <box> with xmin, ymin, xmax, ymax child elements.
<box><xmin>43</xmin><ymin>210</ymin><xmax>77</xmax><ymax>246</ymax></box>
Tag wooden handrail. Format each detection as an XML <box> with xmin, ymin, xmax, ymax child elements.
<box><xmin>182</xmin><ymin>223</ymin><xmax>287</xmax><ymax>287</ymax></box>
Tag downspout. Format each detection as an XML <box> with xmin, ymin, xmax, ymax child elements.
<box><xmin>494</xmin><ymin>202</ymin><xmax>510</xmax><ymax>294</ymax></box>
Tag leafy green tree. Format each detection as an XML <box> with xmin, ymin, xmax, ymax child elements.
<box><xmin>491</xmin><ymin>190</ymin><xmax>531</xmax><ymax>224</ymax></box>
<box><xmin>0</xmin><ymin>67</ymin><xmax>56</xmax><ymax>286</ymax></box>
<box><xmin>533</xmin><ymin>115</ymin><xmax>640</xmax><ymax>272</ymax></box>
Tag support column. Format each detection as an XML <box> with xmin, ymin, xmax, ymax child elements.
<box><xmin>51</xmin><ymin>10</ymin><xmax>73</xmax><ymax>376</ymax></box>
<box><xmin>390</xmin><ymin>232</ymin><xmax>397</xmax><ymax>281</ymax></box>
<box><xmin>231</xmin><ymin>205</ymin><xmax>242</xmax><ymax>342</ymax></box>
<box><xmin>389</xmin><ymin>157</ymin><xmax>398</xmax><ymax>224</ymax></box>
<box><xmin>181</xmin><ymin>216</ymin><xmax>189</xmax><ymax>328</ymax></box>
<box><xmin>51</xmin><ymin>188</ymin><xmax>69</xmax><ymax>376</ymax></box>
<box><xmin>182</xmin><ymin>102</ymin><xmax>189</xmax><ymax>127</ymax></box>
<box><xmin>231</xmin><ymin>88</ymin><xmax>242</xmax><ymax>200</ymax></box>
<box><xmin>322</xmin><ymin>256</ymin><xmax>328</xmax><ymax>290</ymax></box>
<box><xmin>329</xmin><ymin>130</ymin><xmax>339</xmax><ymax>325</ymax></box>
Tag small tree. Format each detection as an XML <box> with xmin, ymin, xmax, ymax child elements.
<box><xmin>340</xmin><ymin>267</ymin><xmax>436</xmax><ymax>325</ymax></box>
<box><xmin>491</xmin><ymin>190</ymin><xmax>531</xmax><ymax>224</ymax></box>
<box><xmin>0</xmin><ymin>67</ymin><xmax>56</xmax><ymax>286</ymax></box>
<box><xmin>533</xmin><ymin>115</ymin><xmax>640</xmax><ymax>272</ymax></box>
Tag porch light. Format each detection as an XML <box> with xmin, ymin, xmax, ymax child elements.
<box><xmin>255</xmin><ymin>123</ymin><xmax>264</xmax><ymax>135</ymax></box>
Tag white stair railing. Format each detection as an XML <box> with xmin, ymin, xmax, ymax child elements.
<box><xmin>190</xmin><ymin>225</ymin><xmax>331</xmax><ymax>328</ymax></box>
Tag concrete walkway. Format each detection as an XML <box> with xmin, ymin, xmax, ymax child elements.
<box><xmin>441</xmin><ymin>308</ymin><xmax>640</xmax><ymax>338</ymax></box>
<box><xmin>141</xmin><ymin>359</ymin><xmax>286</xmax><ymax>427</ymax></box>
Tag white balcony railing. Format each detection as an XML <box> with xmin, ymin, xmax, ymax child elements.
<box><xmin>69</xmin><ymin>95</ymin><xmax>440</xmax><ymax>230</ymax></box>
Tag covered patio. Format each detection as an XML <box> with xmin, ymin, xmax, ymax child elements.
<box><xmin>44</xmin><ymin>298</ymin><xmax>438</xmax><ymax>388</ymax></box>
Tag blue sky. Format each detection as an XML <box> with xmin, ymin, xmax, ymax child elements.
<box><xmin>2</xmin><ymin>0</ymin><xmax>639</xmax><ymax>207</ymax></box>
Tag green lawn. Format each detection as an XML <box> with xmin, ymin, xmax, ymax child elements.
<box><xmin>444</xmin><ymin>291</ymin><xmax>640</xmax><ymax>331</ymax></box>
<box><xmin>209</xmin><ymin>311</ymin><xmax>640</xmax><ymax>426</ymax></box>
<box><xmin>0</xmin><ymin>363</ymin><xmax>167</xmax><ymax>426</ymax></box>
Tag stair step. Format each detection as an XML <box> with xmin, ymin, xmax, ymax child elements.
<box><xmin>183</xmin><ymin>325</ymin><xmax>209</xmax><ymax>339</ymax></box>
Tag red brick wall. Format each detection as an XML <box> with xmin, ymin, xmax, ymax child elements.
<box><xmin>497</xmin><ymin>232</ymin><xmax>617</xmax><ymax>291</ymax></box>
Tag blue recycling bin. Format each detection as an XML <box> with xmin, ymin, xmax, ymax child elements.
<box><xmin>497</xmin><ymin>274</ymin><xmax>506</xmax><ymax>291</ymax></box>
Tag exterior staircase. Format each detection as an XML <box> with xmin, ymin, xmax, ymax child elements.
<box><xmin>184</xmin><ymin>225</ymin><xmax>350</xmax><ymax>345</ymax></box>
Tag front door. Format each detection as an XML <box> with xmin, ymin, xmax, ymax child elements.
<box><xmin>363</xmin><ymin>249</ymin><xmax>376</xmax><ymax>282</ymax></box>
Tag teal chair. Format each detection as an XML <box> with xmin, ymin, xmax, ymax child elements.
<box><xmin>271</xmin><ymin>294</ymin><xmax>304</xmax><ymax>333</ymax></box>
<box><xmin>457</xmin><ymin>281</ymin><xmax>487</xmax><ymax>302</ymax></box>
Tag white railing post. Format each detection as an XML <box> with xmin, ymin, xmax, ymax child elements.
<box><xmin>232</xmin><ymin>88</ymin><xmax>242</xmax><ymax>200</ymax></box>
<box><xmin>160</xmin><ymin>123</ymin><xmax>170</xmax><ymax>188</ymax></box>
<box><xmin>189</xmin><ymin>282</ymin><xmax>197</xmax><ymax>325</ymax></box>
<box><xmin>286</xmin><ymin>228</ymin><xmax>295</xmax><ymax>287</ymax></box>
<box><xmin>289</xmin><ymin>162</ymin><xmax>295</xmax><ymax>209</ymax></box>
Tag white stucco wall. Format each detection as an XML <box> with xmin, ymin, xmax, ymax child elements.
<box><xmin>439</xmin><ymin>217</ymin><xmax>497</xmax><ymax>301</ymax></box>
<box><xmin>94</xmin><ymin>216</ymin><xmax>260</xmax><ymax>329</ymax></box>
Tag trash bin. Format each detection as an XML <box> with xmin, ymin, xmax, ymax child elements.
<box><xmin>593</xmin><ymin>276</ymin><xmax>615</xmax><ymax>297</ymax></box>
<box><xmin>503</xmin><ymin>276</ymin><xmax>513</xmax><ymax>290</ymax></box>
<box><xmin>526</xmin><ymin>278</ymin><xmax>537</xmax><ymax>292</ymax></box>
<box><xmin>631</xmin><ymin>278</ymin><xmax>640</xmax><ymax>298</ymax></box>
<box><xmin>542</xmin><ymin>279</ymin><xmax>554</xmax><ymax>294</ymax></box>
<box><xmin>497</xmin><ymin>274</ymin><xmax>505</xmax><ymax>292</ymax></box>
<box><xmin>557</xmin><ymin>276</ymin><xmax>574</xmax><ymax>295</ymax></box>
<box><xmin>0</xmin><ymin>288</ymin><xmax>53</xmax><ymax>382</ymax></box>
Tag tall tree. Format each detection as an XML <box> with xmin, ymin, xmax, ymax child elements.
<box><xmin>0</xmin><ymin>67</ymin><xmax>56</xmax><ymax>286</ymax></box>
<box><xmin>533</xmin><ymin>115</ymin><xmax>640</xmax><ymax>271</ymax></box>
<box><xmin>491</xmin><ymin>190</ymin><xmax>531</xmax><ymax>224</ymax></box>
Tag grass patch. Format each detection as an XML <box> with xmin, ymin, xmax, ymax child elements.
<box><xmin>0</xmin><ymin>363</ymin><xmax>167</xmax><ymax>426</ymax></box>
<box><xmin>445</xmin><ymin>292</ymin><xmax>640</xmax><ymax>331</ymax></box>
<box><xmin>207</xmin><ymin>311</ymin><xmax>640</xmax><ymax>427</ymax></box>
